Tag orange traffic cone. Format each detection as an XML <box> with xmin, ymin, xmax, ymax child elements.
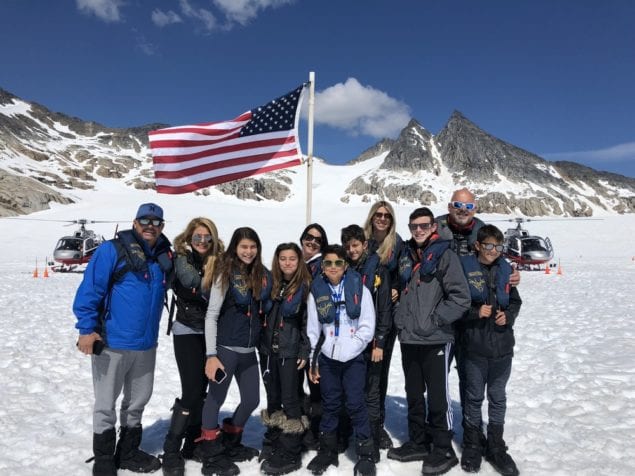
<box><xmin>33</xmin><ymin>258</ymin><xmax>39</xmax><ymax>278</ymax></box>
<box><xmin>43</xmin><ymin>266</ymin><xmax>49</xmax><ymax>278</ymax></box>
<box><xmin>557</xmin><ymin>260</ymin><xmax>563</xmax><ymax>276</ymax></box>
<box><xmin>544</xmin><ymin>265</ymin><xmax>551</xmax><ymax>275</ymax></box>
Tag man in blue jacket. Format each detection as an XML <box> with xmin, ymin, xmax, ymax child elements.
<box><xmin>74</xmin><ymin>203</ymin><xmax>173</xmax><ymax>476</ymax></box>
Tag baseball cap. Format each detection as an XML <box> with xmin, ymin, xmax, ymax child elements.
<box><xmin>135</xmin><ymin>203</ymin><xmax>164</xmax><ymax>220</ymax></box>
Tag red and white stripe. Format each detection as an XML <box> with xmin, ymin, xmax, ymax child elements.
<box><xmin>149</xmin><ymin>111</ymin><xmax>302</xmax><ymax>194</ymax></box>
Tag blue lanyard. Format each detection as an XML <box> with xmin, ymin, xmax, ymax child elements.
<box><xmin>328</xmin><ymin>276</ymin><xmax>345</xmax><ymax>337</ymax></box>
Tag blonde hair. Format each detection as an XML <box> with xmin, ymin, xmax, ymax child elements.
<box><xmin>173</xmin><ymin>217</ymin><xmax>224</xmax><ymax>290</ymax></box>
<box><xmin>363</xmin><ymin>200</ymin><xmax>397</xmax><ymax>266</ymax></box>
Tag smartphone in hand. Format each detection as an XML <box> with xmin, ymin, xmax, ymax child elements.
<box><xmin>92</xmin><ymin>339</ymin><xmax>105</xmax><ymax>355</ymax></box>
<box><xmin>214</xmin><ymin>368</ymin><xmax>227</xmax><ymax>384</ymax></box>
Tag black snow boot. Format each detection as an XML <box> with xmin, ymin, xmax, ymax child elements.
<box><xmin>260</xmin><ymin>416</ymin><xmax>308</xmax><ymax>475</ymax></box>
<box><xmin>221</xmin><ymin>418</ymin><xmax>259</xmax><ymax>462</ymax></box>
<box><xmin>93</xmin><ymin>428</ymin><xmax>117</xmax><ymax>476</ymax></box>
<box><xmin>259</xmin><ymin>409</ymin><xmax>286</xmax><ymax>462</ymax></box>
<box><xmin>306</xmin><ymin>432</ymin><xmax>338</xmax><ymax>475</ymax></box>
<box><xmin>387</xmin><ymin>438</ymin><xmax>431</xmax><ymax>462</ymax></box>
<box><xmin>115</xmin><ymin>425</ymin><xmax>162</xmax><ymax>473</ymax></box>
<box><xmin>420</xmin><ymin>430</ymin><xmax>458</xmax><ymax>476</ymax></box>
<box><xmin>485</xmin><ymin>424</ymin><xmax>519</xmax><ymax>476</ymax></box>
<box><xmin>353</xmin><ymin>438</ymin><xmax>376</xmax><ymax>476</ymax></box>
<box><xmin>195</xmin><ymin>428</ymin><xmax>240</xmax><ymax>476</ymax></box>
<box><xmin>461</xmin><ymin>422</ymin><xmax>483</xmax><ymax>473</ymax></box>
<box><xmin>181</xmin><ymin>425</ymin><xmax>201</xmax><ymax>461</ymax></box>
<box><xmin>162</xmin><ymin>399</ymin><xmax>190</xmax><ymax>476</ymax></box>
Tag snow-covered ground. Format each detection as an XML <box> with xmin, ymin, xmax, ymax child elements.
<box><xmin>0</xmin><ymin>178</ymin><xmax>634</xmax><ymax>475</ymax></box>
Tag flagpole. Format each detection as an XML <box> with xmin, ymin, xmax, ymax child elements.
<box><xmin>306</xmin><ymin>71</ymin><xmax>315</xmax><ymax>225</ymax></box>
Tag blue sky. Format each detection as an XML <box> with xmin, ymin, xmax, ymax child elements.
<box><xmin>1</xmin><ymin>0</ymin><xmax>634</xmax><ymax>177</ymax></box>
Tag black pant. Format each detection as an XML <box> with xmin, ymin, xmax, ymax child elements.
<box><xmin>364</xmin><ymin>347</ymin><xmax>382</xmax><ymax>423</ymax></box>
<box><xmin>259</xmin><ymin>353</ymin><xmax>302</xmax><ymax>419</ymax></box>
<box><xmin>378</xmin><ymin>325</ymin><xmax>397</xmax><ymax>424</ymax></box>
<box><xmin>463</xmin><ymin>354</ymin><xmax>512</xmax><ymax>427</ymax></box>
<box><xmin>400</xmin><ymin>342</ymin><xmax>453</xmax><ymax>443</ymax></box>
<box><xmin>173</xmin><ymin>333</ymin><xmax>208</xmax><ymax>425</ymax></box>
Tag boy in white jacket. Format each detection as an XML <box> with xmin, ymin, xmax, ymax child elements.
<box><xmin>306</xmin><ymin>244</ymin><xmax>376</xmax><ymax>476</ymax></box>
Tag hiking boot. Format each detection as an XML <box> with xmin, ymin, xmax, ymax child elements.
<box><xmin>196</xmin><ymin>428</ymin><xmax>240</xmax><ymax>476</ymax></box>
<box><xmin>307</xmin><ymin>432</ymin><xmax>338</xmax><ymax>475</ymax></box>
<box><xmin>221</xmin><ymin>418</ymin><xmax>259</xmax><ymax>462</ymax></box>
<box><xmin>353</xmin><ymin>438</ymin><xmax>376</xmax><ymax>476</ymax></box>
<box><xmin>461</xmin><ymin>423</ymin><xmax>483</xmax><ymax>473</ymax></box>
<box><xmin>378</xmin><ymin>426</ymin><xmax>393</xmax><ymax>449</ymax></box>
<box><xmin>485</xmin><ymin>424</ymin><xmax>519</xmax><ymax>476</ymax></box>
<box><xmin>387</xmin><ymin>440</ymin><xmax>431</xmax><ymax>462</ymax></box>
<box><xmin>93</xmin><ymin>428</ymin><xmax>117</xmax><ymax>476</ymax></box>
<box><xmin>115</xmin><ymin>426</ymin><xmax>161</xmax><ymax>473</ymax></box>
<box><xmin>421</xmin><ymin>446</ymin><xmax>458</xmax><ymax>475</ymax></box>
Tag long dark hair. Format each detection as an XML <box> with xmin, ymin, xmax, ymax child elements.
<box><xmin>271</xmin><ymin>242</ymin><xmax>311</xmax><ymax>300</ymax></box>
<box><xmin>214</xmin><ymin>227</ymin><xmax>266</xmax><ymax>296</ymax></box>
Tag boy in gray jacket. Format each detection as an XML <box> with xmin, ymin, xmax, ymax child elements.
<box><xmin>387</xmin><ymin>207</ymin><xmax>470</xmax><ymax>476</ymax></box>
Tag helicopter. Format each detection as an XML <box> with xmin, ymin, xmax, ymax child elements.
<box><xmin>499</xmin><ymin>218</ymin><xmax>554</xmax><ymax>270</ymax></box>
<box><xmin>48</xmin><ymin>219</ymin><xmax>114</xmax><ymax>272</ymax></box>
<box><xmin>4</xmin><ymin>217</ymin><xmax>120</xmax><ymax>272</ymax></box>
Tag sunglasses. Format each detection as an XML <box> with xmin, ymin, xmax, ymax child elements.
<box><xmin>138</xmin><ymin>217</ymin><xmax>164</xmax><ymax>227</ymax></box>
<box><xmin>480</xmin><ymin>243</ymin><xmax>505</xmax><ymax>252</ymax></box>
<box><xmin>322</xmin><ymin>259</ymin><xmax>346</xmax><ymax>268</ymax></box>
<box><xmin>192</xmin><ymin>234</ymin><xmax>213</xmax><ymax>245</ymax></box>
<box><xmin>374</xmin><ymin>212</ymin><xmax>392</xmax><ymax>220</ymax></box>
<box><xmin>303</xmin><ymin>233</ymin><xmax>323</xmax><ymax>246</ymax></box>
<box><xmin>451</xmin><ymin>201</ymin><xmax>476</xmax><ymax>210</ymax></box>
<box><xmin>408</xmin><ymin>222</ymin><xmax>434</xmax><ymax>231</ymax></box>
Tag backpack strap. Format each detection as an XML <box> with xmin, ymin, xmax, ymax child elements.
<box><xmin>96</xmin><ymin>239</ymin><xmax>134</xmax><ymax>342</ymax></box>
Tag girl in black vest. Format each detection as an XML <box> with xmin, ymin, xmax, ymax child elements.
<box><xmin>162</xmin><ymin>217</ymin><xmax>224</xmax><ymax>476</ymax></box>
<box><xmin>259</xmin><ymin>243</ymin><xmax>312</xmax><ymax>475</ymax></box>
<box><xmin>197</xmin><ymin>227</ymin><xmax>272</xmax><ymax>476</ymax></box>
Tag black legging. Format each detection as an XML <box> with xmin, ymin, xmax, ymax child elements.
<box><xmin>173</xmin><ymin>333</ymin><xmax>208</xmax><ymax>424</ymax></box>
<box><xmin>202</xmin><ymin>347</ymin><xmax>260</xmax><ymax>429</ymax></box>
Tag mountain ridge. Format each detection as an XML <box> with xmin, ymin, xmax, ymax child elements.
<box><xmin>1</xmin><ymin>87</ymin><xmax>633</xmax><ymax>217</ymax></box>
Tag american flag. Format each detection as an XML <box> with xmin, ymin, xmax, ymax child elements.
<box><xmin>149</xmin><ymin>84</ymin><xmax>306</xmax><ymax>194</ymax></box>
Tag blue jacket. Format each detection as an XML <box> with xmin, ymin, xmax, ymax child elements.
<box><xmin>73</xmin><ymin>230</ymin><xmax>173</xmax><ymax>351</ymax></box>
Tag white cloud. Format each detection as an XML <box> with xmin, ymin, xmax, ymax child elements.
<box><xmin>179</xmin><ymin>0</ymin><xmax>218</xmax><ymax>32</ymax></box>
<box><xmin>76</xmin><ymin>0</ymin><xmax>123</xmax><ymax>22</ymax></box>
<box><xmin>310</xmin><ymin>78</ymin><xmax>411</xmax><ymax>138</ymax></box>
<box><xmin>544</xmin><ymin>142</ymin><xmax>635</xmax><ymax>163</ymax></box>
<box><xmin>151</xmin><ymin>9</ymin><xmax>183</xmax><ymax>27</ymax></box>
<box><xmin>212</xmin><ymin>0</ymin><xmax>294</xmax><ymax>26</ymax></box>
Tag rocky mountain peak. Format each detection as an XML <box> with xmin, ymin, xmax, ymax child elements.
<box><xmin>380</xmin><ymin>118</ymin><xmax>437</xmax><ymax>172</ymax></box>
<box><xmin>0</xmin><ymin>88</ymin><xmax>19</xmax><ymax>105</ymax></box>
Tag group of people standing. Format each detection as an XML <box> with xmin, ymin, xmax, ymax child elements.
<box><xmin>74</xmin><ymin>188</ymin><xmax>522</xmax><ymax>476</ymax></box>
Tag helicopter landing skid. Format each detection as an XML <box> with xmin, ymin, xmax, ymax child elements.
<box><xmin>50</xmin><ymin>264</ymin><xmax>81</xmax><ymax>273</ymax></box>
